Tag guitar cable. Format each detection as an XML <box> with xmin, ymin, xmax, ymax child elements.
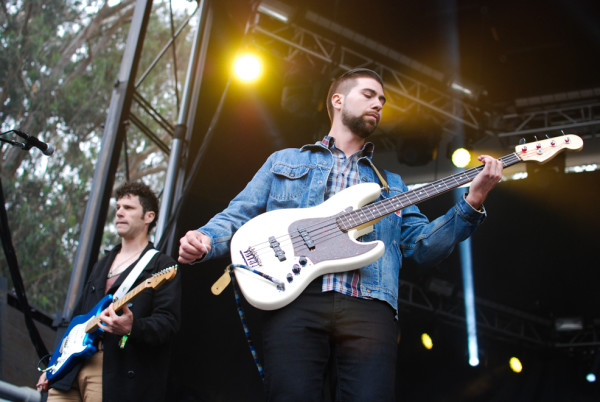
<box><xmin>232</xmin><ymin>263</ymin><xmax>286</xmax><ymax>290</ymax></box>
<box><xmin>228</xmin><ymin>267</ymin><xmax>265</xmax><ymax>380</ymax></box>
<box><xmin>37</xmin><ymin>354</ymin><xmax>51</xmax><ymax>373</ymax></box>
<box><xmin>212</xmin><ymin>262</ymin><xmax>285</xmax><ymax>381</ymax></box>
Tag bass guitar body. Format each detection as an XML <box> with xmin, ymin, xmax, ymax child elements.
<box><xmin>230</xmin><ymin>182</ymin><xmax>386</xmax><ymax>310</ymax></box>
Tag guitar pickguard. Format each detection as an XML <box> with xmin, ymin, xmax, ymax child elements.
<box><xmin>289</xmin><ymin>215</ymin><xmax>378</xmax><ymax>263</ymax></box>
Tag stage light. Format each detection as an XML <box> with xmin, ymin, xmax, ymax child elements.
<box><xmin>451</xmin><ymin>147</ymin><xmax>471</xmax><ymax>168</ymax></box>
<box><xmin>585</xmin><ymin>350</ymin><xmax>600</xmax><ymax>383</ymax></box>
<box><xmin>554</xmin><ymin>317</ymin><xmax>583</xmax><ymax>331</ymax></box>
<box><xmin>468</xmin><ymin>356</ymin><xmax>480</xmax><ymax>367</ymax></box>
<box><xmin>458</xmin><ymin>236</ymin><xmax>480</xmax><ymax>368</ymax></box>
<box><xmin>233</xmin><ymin>53</ymin><xmax>263</xmax><ymax>83</ymax></box>
<box><xmin>509</xmin><ymin>357</ymin><xmax>523</xmax><ymax>373</ymax></box>
<box><xmin>450</xmin><ymin>81</ymin><xmax>472</xmax><ymax>96</ymax></box>
<box><xmin>257</xmin><ymin>0</ymin><xmax>292</xmax><ymax>23</ymax></box>
<box><xmin>421</xmin><ymin>332</ymin><xmax>433</xmax><ymax>350</ymax></box>
<box><xmin>448</xmin><ymin>79</ymin><xmax>485</xmax><ymax>100</ymax></box>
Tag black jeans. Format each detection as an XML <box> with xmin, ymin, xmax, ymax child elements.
<box><xmin>262</xmin><ymin>278</ymin><xmax>398</xmax><ymax>402</ymax></box>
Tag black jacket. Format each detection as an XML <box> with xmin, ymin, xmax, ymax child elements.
<box><xmin>51</xmin><ymin>243</ymin><xmax>181</xmax><ymax>401</ymax></box>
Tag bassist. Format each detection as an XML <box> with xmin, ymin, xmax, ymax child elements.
<box><xmin>178</xmin><ymin>68</ymin><xmax>503</xmax><ymax>401</ymax></box>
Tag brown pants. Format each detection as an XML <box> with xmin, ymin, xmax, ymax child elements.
<box><xmin>48</xmin><ymin>350</ymin><xmax>102</xmax><ymax>402</ymax></box>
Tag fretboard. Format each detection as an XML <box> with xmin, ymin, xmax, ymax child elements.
<box><xmin>336</xmin><ymin>152</ymin><xmax>522</xmax><ymax>231</ymax></box>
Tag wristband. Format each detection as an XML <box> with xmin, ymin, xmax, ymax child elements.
<box><xmin>119</xmin><ymin>330</ymin><xmax>132</xmax><ymax>349</ymax></box>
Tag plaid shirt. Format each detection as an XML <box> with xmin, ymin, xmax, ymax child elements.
<box><xmin>321</xmin><ymin>136</ymin><xmax>374</xmax><ymax>298</ymax></box>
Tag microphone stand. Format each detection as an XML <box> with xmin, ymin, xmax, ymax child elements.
<box><xmin>0</xmin><ymin>129</ymin><xmax>27</xmax><ymax>150</ymax></box>
<box><xmin>0</xmin><ymin>130</ymin><xmax>50</xmax><ymax>361</ymax></box>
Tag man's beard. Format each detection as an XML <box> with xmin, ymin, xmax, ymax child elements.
<box><xmin>341</xmin><ymin>109</ymin><xmax>378</xmax><ymax>138</ymax></box>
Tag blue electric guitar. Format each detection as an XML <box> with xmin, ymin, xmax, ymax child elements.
<box><xmin>214</xmin><ymin>134</ymin><xmax>583</xmax><ymax>310</ymax></box>
<box><xmin>44</xmin><ymin>265</ymin><xmax>177</xmax><ymax>383</ymax></box>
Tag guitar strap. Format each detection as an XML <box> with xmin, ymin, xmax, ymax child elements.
<box><xmin>370</xmin><ymin>161</ymin><xmax>389</xmax><ymax>194</ymax></box>
<box><xmin>113</xmin><ymin>249</ymin><xmax>159</xmax><ymax>301</ymax></box>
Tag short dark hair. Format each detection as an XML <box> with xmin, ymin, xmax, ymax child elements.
<box><xmin>115</xmin><ymin>181</ymin><xmax>160</xmax><ymax>232</ymax></box>
<box><xmin>326</xmin><ymin>68</ymin><xmax>384</xmax><ymax>122</ymax></box>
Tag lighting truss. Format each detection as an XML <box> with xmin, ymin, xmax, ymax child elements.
<box><xmin>251</xmin><ymin>9</ymin><xmax>600</xmax><ymax>146</ymax></box>
<box><xmin>555</xmin><ymin>328</ymin><xmax>600</xmax><ymax>348</ymax></box>
<box><xmin>249</xmin><ymin>12</ymin><xmax>483</xmax><ymax>130</ymax></box>
<box><xmin>397</xmin><ymin>279</ymin><xmax>600</xmax><ymax>349</ymax></box>
<box><xmin>494</xmin><ymin>100</ymin><xmax>600</xmax><ymax>139</ymax></box>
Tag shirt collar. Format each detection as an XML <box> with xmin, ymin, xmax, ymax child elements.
<box><xmin>320</xmin><ymin>135</ymin><xmax>375</xmax><ymax>158</ymax></box>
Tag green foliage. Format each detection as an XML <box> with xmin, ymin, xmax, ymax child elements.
<box><xmin>0</xmin><ymin>0</ymin><xmax>195</xmax><ymax>315</ymax></box>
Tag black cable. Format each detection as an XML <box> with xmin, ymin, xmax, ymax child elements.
<box><xmin>0</xmin><ymin>178</ymin><xmax>49</xmax><ymax>360</ymax></box>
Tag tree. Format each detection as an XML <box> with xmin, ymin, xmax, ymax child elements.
<box><xmin>0</xmin><ymin>0</ymin><xmax>196</xmax><ymax>314</ymax></box>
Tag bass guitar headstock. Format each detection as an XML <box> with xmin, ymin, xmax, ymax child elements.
<box><xmin>516</xmin><ymin>134</ymin><xmax>583</xmax><ymax>164</ymax></box>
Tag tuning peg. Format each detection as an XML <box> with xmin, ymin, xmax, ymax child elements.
<box><xmin>519</xmin><ymin>138</ymin><xmax>526</xmax><ymax>145</ymax></box>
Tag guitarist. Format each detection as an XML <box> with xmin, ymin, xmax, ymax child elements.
<box><xmin>37</xmin><ymin>182</ymin><xmax>181</xmax><ymax>402</ymax></box>
<box><xmin>178</xmin><ymin>68</ymin><xmax>503</xmax><ymax>401</ymax></box>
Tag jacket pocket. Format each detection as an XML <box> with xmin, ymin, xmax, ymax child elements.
<box><xmin>269</xmin><ymin>162</ymin><xmax>312</xmax><ymax>201</ymax></box>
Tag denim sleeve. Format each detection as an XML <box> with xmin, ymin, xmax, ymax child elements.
<box><xmin>197</xmin><ymin>154</ymin><xmax>276</xmax><ymax>260</ymax></box>
<box><xmin>399</xmin><ymin>193</ymin><xmax>486</xmax><ymax>266</ymax></box>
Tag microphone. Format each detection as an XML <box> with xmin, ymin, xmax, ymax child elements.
<box><xmin>14</xmin><ymin>130</ymin><xmax>55</xmax><ymax>156</ymax></box>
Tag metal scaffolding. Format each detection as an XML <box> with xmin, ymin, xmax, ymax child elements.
<box><xmin>397</xmin><ymin>279</ymin><xmax>600</xmax><ymax>349</ymax></box>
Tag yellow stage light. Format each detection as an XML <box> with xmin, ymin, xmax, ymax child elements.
<box><xmin>509</xmin><ymin>356</ymin><xmax>523</xmax><ymax>373</ymax></box>
<box><xmin>451</xmin><ymin>147</ymin><xmax>471</xmax><ymax>168</ymax></box>
<box><xmin>233</xmin><ymin>53</ymin><xmax>263</xmax><ymax>83</ymax></box>
<box><xmin>421</xmin><ymin>333</ymin><xmax>433</xmax><ymax>350</ymax></box>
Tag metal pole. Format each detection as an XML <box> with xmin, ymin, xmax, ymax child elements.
<box><xmin>0</xmin><ymin>380</ymin><xmax>40</xmax><ymax>402</ymax></box>
<box><xmin>59</xmin><ymin>0</ymin><xmax>154</xmax><ymax>324</ymax></box>
<box><xmin>155</xmin><ymin>0</ymin><xmax>210</xmax><ymax>244</ymax></box>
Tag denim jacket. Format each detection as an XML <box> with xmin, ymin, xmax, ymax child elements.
<box><xmin>198</xmin><ymin>141</ymin><xmax>486</xmax><ymax>312</ymax></box>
